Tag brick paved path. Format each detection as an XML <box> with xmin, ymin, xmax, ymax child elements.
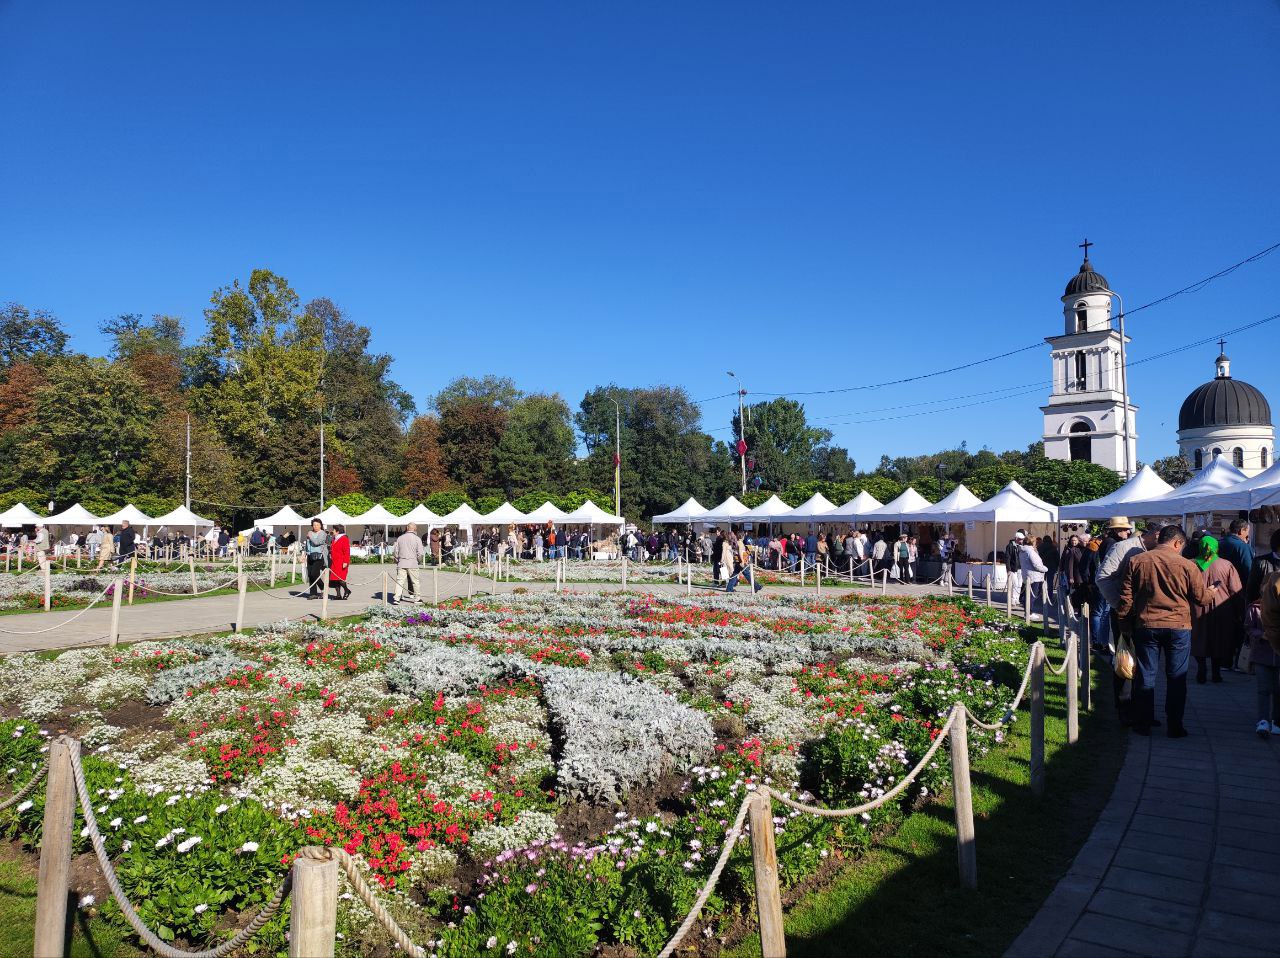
<box><xmin>1008</xmin><ymin>665</ymin><xmax>1280</xmax><ymax>958</ymax></box>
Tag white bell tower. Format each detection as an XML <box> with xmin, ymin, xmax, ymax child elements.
<box><xmin>1040</xmin><ymin>242</ymin><xmax>1137</xmax><ymax>476</ymax></box>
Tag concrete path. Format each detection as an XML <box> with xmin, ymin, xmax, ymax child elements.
<box><xmin>1007</xmin><ymin>665</ymin><xmax>1280</xmax><ymax>958</ymax></box>
<box><xmin>0</xmin><ymin>564</ymin><xmax>953</xmax><ymax>654</ymax></box>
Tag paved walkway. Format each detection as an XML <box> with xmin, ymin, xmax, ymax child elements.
<box><xmin>1008</xmin><ymin>665</ymin><xmax>1280</xmax><ymax>958</ymax></box>
<box><xmin>0</xmin><ymin>565</ymin><xmax>950</xmax><ymax>654</ymax></box>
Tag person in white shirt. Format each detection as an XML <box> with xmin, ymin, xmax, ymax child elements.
<box><xmin>1019</xmin><ymin>537</ymin><xmax>1049</xmax><ymax>620</ymax></box>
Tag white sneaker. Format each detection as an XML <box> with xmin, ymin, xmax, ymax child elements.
<box><xmin>1271</xmin><ymin>722</ymin><xmax>1280</xmax><ymax>736</ymax></box>
<box><xmin>1257</xmin><ymin>720</ymin><xmax>1271</xmax><ymax>739</ymax></box>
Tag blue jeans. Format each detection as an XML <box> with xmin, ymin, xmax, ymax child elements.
<box><xmin>1090</xmin><ymin>597</ymin><xmax>1111</xmax><ymax>648</ymax></box>
<box><xmin>1134</xmin><ymin>627</ymin><xmax>1190</xmax><ymax>731</ymax></box>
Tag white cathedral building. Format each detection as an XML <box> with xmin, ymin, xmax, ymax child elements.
<box><xmin>1042</xmin><ymin>249</ymin><xmax>1275</xmax><ymax>478</ymax></box>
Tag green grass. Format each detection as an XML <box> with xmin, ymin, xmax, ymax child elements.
<box><xmin>0</xmin><ymin>843</ymin><xmax>143</xmax><ymax>958</ymax></box>
<box><xmin>728</xmin><ymin>634</ymin><xmax>1127</xmax><ymax>958</ymax></box>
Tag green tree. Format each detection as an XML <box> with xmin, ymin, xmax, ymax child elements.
<box><xmin>424</xmin><ymin>490</ymin><xmax>470</xmax><ymax>515</ymax></box>
<box><xmin>1019</xmin><ymin>458</ymin><xmax>1123</xmax><ymax>505</ymax></box>
<box><xmin>733</xmin><ymin>398</ymin><xmax>831</xmax><ymax>493</ymax></box>
<box><xmin>495</xmin><ymin>394</ymin><xmax>576</xmax><ymax>496</ymax></box>
<box><xmin>0</xmin><ymin>304</ymin><xmax>68</xmax><ymax>368</ymax></box>
<box><xmin>433</xmin><ymin>377</ymin><xmax>520</xmax><ymax>496</ymax></box>
<box><xmin>1150</xmin><ymin>454</ymin><xmax>1194</xmax><ymax>487</ymax></box>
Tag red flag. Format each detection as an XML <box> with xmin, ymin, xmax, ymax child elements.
<box><xmin>736</xmin><ymin>439</ymin><xmax>747</xmax><ymax>456</ymax></box>
<box><xmin>613</xmin><ymin>452</ymin><xmax>621</xmax><ymax>466</ymax></box>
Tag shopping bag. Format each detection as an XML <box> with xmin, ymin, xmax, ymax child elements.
<box><xmin>1114</xmin><ymin>631</ymin><xmax>1136</xmax><ymax>681</ymax></box>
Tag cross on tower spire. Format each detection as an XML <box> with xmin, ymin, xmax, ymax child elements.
<box><xmin>1079</xmin><ymin>238</ymin><xmax>1093</xmax><ymax>262</ymax></box>
<box><xmin>1217</xmin><ymin>337</ymin><xmax>1227</xmax><ymax>354</ymax></box>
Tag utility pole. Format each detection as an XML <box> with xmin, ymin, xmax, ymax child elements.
<box><xmin>729</xmin><ymin>371</ymin><xmax>746</xmax><ymax>496</ymax></box>
<box><xmin>319</xmin><ymin>411</ymin><xmax>325</xmax><ymax>511</ymax></box>
<box><xmin>609</xmin><ymin>398</ymin><xmax>622</xmax><ymax>519</ymax></box>
<box><xmin>185</xmin><ymin>414</ymin><xmax>192</xmax><ymax>509</ymax></box>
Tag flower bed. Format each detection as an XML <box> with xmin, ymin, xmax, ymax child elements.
<box><xmin>0</xmin><ymin>591</ymin><xmax>1029</xmax><ymax>956</ymax></box>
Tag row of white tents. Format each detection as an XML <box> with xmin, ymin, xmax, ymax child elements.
<box><xmin>654</xmin><ymin>455</ymin><xmax>1280</xmax><ymax>531</ymax></box>
<box><xmin>0</xmin><ymin>498</ymin><xmax>626</xmax><ymax>535</ymax></box>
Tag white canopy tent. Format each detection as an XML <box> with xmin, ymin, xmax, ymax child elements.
<box><xmin>1115</xmin><ymin>457</ymin><xmax>1248</xmax><ymax>517</ymax></box>
<box><xmin>353</xmin><ymin>504</ymin><xmax>404</xmax><ymax>527</ymax></box>
<box><xmin>824</xmin><ymin>490</ymin><xmax>884</xmax><ymax>523</ymax></box>
<box><xmin>1058</xmin><ymin>465</ymin><xmax>1175</xmax><ymax>520</ymax></box>
<box><xmin>1141</xmin><ymin>460</ymin><xmax>1280</xmax><ymax>515</ymax></box>
<box><xmin>317</xmin><ymin>504</ymin><xmax>355</xmax><ymax>527</ymax></box>
<box><xmin>562</xmin><ymin>500</ymin><xmax>625</xmax><ymax>525</ymax></box>
<box><xmin>440</xmin><ymin>503</ymin><xmax>485</xmax><ymax>538</ymax></box>
<box><xmin>46</xmin><ymin>503</ymin><xmax>103</xmax><ymax>526</ymax></box>
<box><xmin>950</xmin><ymin>481</ymin><xmax>1058</xmax><ymax>525</ymax></box>
<box><xmin>401</xmin><ymin>503</ymin><xmax>443</xmax><ymax>526</ymax></box>
<box><xmin>700</xmin><ymin>496</ymin><xmax>751</xmax><ymax>524</ymax></box>
<box><xmin>100</xmin><ymin>504</ymin><xmax>153</xmax><ymax>526</ymax></box>
<box><xmin>861</xmin><ymin>487</ymin><xmax>935</xmax><ymax>522</ymax></box>
<box><xmin>781</xmin><ymin>493</ymin><xmax>839</xmax><ymax>524</ymax></box>
<box><xmin>524</xmin><ymin>501</ymin><xmax>570</xmax><ymax>524</ymax></box>
<box><xmin>477</xmin><ymin>502</ymin><xmax>528</xmax><ymax>526</ymax></box>
<box><xmin>0</xmin><ymin>503</ymin><xmax>43</xmax><ymax>528</ymax></box>
<box><xmin>908</xmin><ymin>483</ymin><xmax>983</xmax><ymax>522</ymax></box>
<box><xmin>741</xmin><ymin>495</ymin><xmax>796</xmax><ymax>523</ymax></box>
<box><xmin>151</xmin><ymin>505</ymin><xmax>215</xmax><ymax>532</ymax></box>
<box><xmin>651</xmin><ymin>497</ymin><xmax>708</xmax><ymax>524</ymax></box>
<box><xmin>255</xmin><ymin>505</ymin><xmax>310</xmax><ymax>530</ymax></box>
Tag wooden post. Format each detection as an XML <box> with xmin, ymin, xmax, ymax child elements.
<box><xmin>433</xmin><ymin>566</ymin><xmax>439</xmax><ymax>604</ymax></box>
<box><xmin>949</xmin><ymin>705</ymin><xmax>977</xmax><ymax>889</ymax></box>
<box><xmin>381</xmin><ymin>570</ymin><xmax>389</xmax><ymax>609</ymax></box>
<box><xmin>686</xmin><ymin>559</ymin><xmax>693</xmax><ymax>596</ymax></box>
<box><xmin>292</xmin><ymin>549</ymin><xmax>298</xmax><ymax>585</ymax></box>
<box><xmin>816</xmin><ymin>564</ymin><xmax>821</xmax><ymax>597</ymax></box>
<box><xmin>1030</xmin><ymin>642</ymin><xmax>1046</xmax><ymax>797</ymax></box>
<box><xmin>967</xmin><ymin>569</ymin><xmax>973</xmax><ymax>600</ymax></box>
<box><xmin>288</xmin><ymin>849</ymin><xmax>338</xmax><ymax>958</ymax></box>
<box><xmin>270</xmin><ymin>549</ymin><xmax>277</xmax><ymax>587</ymax></box>
<box><xmin>1066</xmin><ymin>634</ymin><xmax>1079</xmax><ymax>745</ymax></box>
<box><xmin>320</xmin><ymin>569</ymin><xmax>330</xmax><ymax>620</ymax></box>
<box><xmin>42</xmin><ymin>562</ymin><xmax>51</xmax><ymax>612</ymax></box>
<box><xmin>34</xmin><ymin>737</ymin><xmax>78</xmax><ymax>958</ymax></box>
<box><xmin>1023</xmin><ymin>582</ymin><xmax>1031</xmax><ymax>621</ymax></box>
<box><xmin>883</xmin><ymin>566</ymin><xmax>889</xmax><ymax>594</ymax></box>
<box><xmin>109</xmin><ymin>577</ymin><xmax>123</xmax><ymax>646</ymax></box>
<box><xmin>127</xmin><ymin>554</ymin><xmax>137</xmax><ymax>605</ymax></box>
<box><xmin>748</xmin><ymin>791</ymin><xmax>786</xmax><ymax>958</ymax></box>
<box><xmin>76</xmin><ymin>548</ymin><xmax>81</xmax><ymax>569</ymax></box>
<box><xmin>1081</xmin><ymin>605</ymin><xmax>1092</xmax><ymax>712</ymax></box>
<box><xmin>189</xmin><ymin>553</ymin><xmax>198</xmax><ymax>595</ymax></box>
<box><xmin>234</xmin><ymin>572</ymin><xmax>247</xmax><ymax>633</ymax></box>
<box><xmin>17</xmin><ymin>548</ymin><xmax>23</xmax><ymax>571</ymax></box>
<box><xmin>984</xmin><ymin>574</ymin><xmax>992</xmax><ymax>608</ymax></box>
<box><xmin>236</xmin><ymin>548</ymin><xmax>243</xmax><ymax>576</ymax></box>
<box><xmin>466</xmin><ymin>569</ymin><xmax>473</xmax><ymax>600</ymax></box>
<box><xmin>947</xmin><ymin>566</ymin><xmax>954</xmax><ymax>596</ymax></box>
<box><xmin>621</xmin><ymin>556</ymin><xmax>628</xmax><ymax>590</ymax></box>
<box><xmin>4</xmin><ymin>548</ymin><xmax>9</xmax><ymax>572</ymax></box>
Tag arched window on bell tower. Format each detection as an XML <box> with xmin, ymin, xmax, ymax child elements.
<box><xmin>1233</xmin><ymin>448</ymin><xmax>1244</xmax><ymax>468</ymax></box>
<box><xmin>1074</xmin><ymin>352</ymin><xmax>1087</xmax><ymax>390</ymax></box>
<box><xmin>1069</xmin><ymin>421</ymin><xmax>1091</xmax><ymax>462</ymax></box>
<box><xmin>1075</xmin><ymin>303</ymin><xmax>1088</xmax><ymax>332</ymax></box>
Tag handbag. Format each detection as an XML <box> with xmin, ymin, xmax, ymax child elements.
<box><xmin>1114</xmin><ymin>631</ymin><xmax>1136</xmax><ymax>681</ymax></box>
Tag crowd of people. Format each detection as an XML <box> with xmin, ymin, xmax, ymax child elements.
<box><xmin>1000</xmin><ymin>516</ymin><xmax>1280</xmax><ymax>740</ymax></box>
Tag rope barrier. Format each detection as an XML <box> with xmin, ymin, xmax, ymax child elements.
<box><xmin>1046</xmin><ymin>636</ymin><xmax>1076</xmax><ymax>677</ymax></box>
<box><xmin>302</xmin><ymin>847</ymin><xmax>427</xmax><ymax>958</ymax></box>
<box><xmin>136</xmin><ymin>577</ymin><xmax>242</xmax><ymax>598</ymax></box>
<box><xmin>655</xmin><ymin>793</ymin><xmax>753</xmax><ymax>958</ymax></box>
<box><xmin>0</xmin><ymin>760</ymin><xmax>48</xmax><ymax>811</ymax></box>
<box><xmin>0</xmin><ymin>583</ymin><xmax>114</xmax><ymax>635</ymax></box>
<box><xmin>70</xmin><ymin>749</ymin><xmax>292</xmax><ymax>958</ymax></box>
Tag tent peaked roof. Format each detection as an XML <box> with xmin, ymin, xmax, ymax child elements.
<box><xmin>863</xmin><ymin>487</ymin><xmax>934</xmax><ymax>521</ymax></box>
<box><xmin>826</xmin><ymin>490</ymin><xmax>884</xmax><ymax>522</ymax></box>
<box><xmin>652</xmin><ymin>497</ymin><xmax>707</xmax><ymax>524</ymax></box>
<box><xmin>783</xmin><ymin>493</ymin><xmax>838</xmax><ymax>522</ymax></box>
<box><xmin>1159</xmin><ymin>459</ymin><xmax>1280</xmax><ymax>514</ymax></box>
<box><xmin>0</xmin><ymin>502</ymin><xmax>43</xmax><ymax>527</ymax></box>
<box><xmin>316</xmin><ymin>504</ymin><xmax>354</xmax><ymax>526</ymax></box>
<box><xmin>742</xmin><ymin>495</ymin><xmax>796</xmax><ymax>521</ymax></box>
<box><xmin>524</xmin><ymin>501</ymin><xmax>569</xmax><ymax>523</ymax></box>
<box><xmin>152</xmin><ymin>505</ymin><xmax>214</xmax><ymax>528</ymax></box>
<box><xmin>951</xmin><ymin>481</ymin><xmax>1057</xmax><ymax>524</ymax></box>
<box><xmin>401</xmin><ymin>503</ymin><xmax>443</xmax><ymax>525</ymax></box>
<box><xmin>1117</xmin><ymin>457</ymin><xmax>1250</xmax><ymax>516</ymax></box>
<box><xmin>563</xmin><ymin>500</ymin><xmax>625</xmax><ymax>525</ymax></box>
<box><xmin>478</xmin><ymin>502</ymin><xmax>528</xmax><ymax>525</ymax></box>
<box><xmin>100</xmin><ymin>504</ymin><xmax>152</xmax><ymax>525</ymax></box>
<box><xmin>257</xmin><ymin>505</ymin><xmax>309</xmax><ymax>529</ymax></box>
<box><xmin>353</xmin><ymin>504</ymin><xmax>402</xmax><ymax>525</ymax></box>
<box><xmin>440</xmin><ymin>503</ymin><xmax>485</xmax><ymax>526</ymax></box>
<box><xmin>911</xmin><ymin>483</ymin><xmax>983</xmax><ymax>522</ymax></box>
<box><xmin>1059</xmin><ymin>465</ymin><xmax>1175</xmax><ymax>520</ymax></box>
<box><xmin>701</xmin><ymin>496</ymin><xmax>751</xmax><ymax>521</ymax></box>
<box><xmin>46</xmin><ymin>503</ymin><xmax>101</xmax><ymax>526</ymax></box>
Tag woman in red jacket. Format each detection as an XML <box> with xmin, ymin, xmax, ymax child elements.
<box><xmin>329</xmin><ymin>524</ymin><xmax>351</xmax><ymax>600</ymax></box>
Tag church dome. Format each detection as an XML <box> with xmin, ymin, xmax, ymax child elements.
<box><xmin>1178</xmin><ymin>369</ymin><xmax>1271</xmax><ymax>430</ymax></box>
<box><xmin>1064</xmin><ymin>258</ymin><xmax>1110</xmax><ymax>296</ymax></box>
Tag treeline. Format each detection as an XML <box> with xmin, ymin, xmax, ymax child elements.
<box><xmin>0</xmin><ymin>268</ymin><xmax>1125</xmax><ymax>525</ymax></box>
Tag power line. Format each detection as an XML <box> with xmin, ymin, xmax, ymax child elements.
<box><xmin>743</xmin><ymin>238</ymin><xmax>1280</xmax><ymax>400</ymax></box>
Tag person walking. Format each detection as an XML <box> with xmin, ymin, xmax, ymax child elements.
<box><xmin>1217</xmin><ymin>519</ymin><xmax>1254</xmax><ymax>591</ymax></box>
<box><xmin>1019</xmin><ymin>536</ymin><xmax>1048</xmax><ymax>621</ymax></box>
<box><xmin>1038</xmin><ymin>533</ymin><xmax>1060</xmax><ymax>601</ymax></box>
<box><xmin>721</xmin><ymin>532</ymin><xmax>739</xmax><ymax>592</ymax></box>
<box><xmin>117</xmin><ymin>519</ymin><xmax>137</xmax><ymax>566</ymax></box>
<box><xmin>1117</xmin><ymin>525</ymin><xmax>1210</xmax><ymax>738</ymax></box>
<box><xmin>1095</xmin><ymin>521</ymin><xmax>1159</xmax><ymax>726</ymax></box>
<box><xmin>32</xmin><ymin>523</ymin><xmax>51</xmax><ymax>569</ymax></box>
<box><xmin>393</xmin><ymin>521</ymin><xmax>425</xmax><ymax>603</ymax></box>
<box><xmin>1190</xmin><ymin>535</ymin><xmax>1242</xmax><ymax>684</ymax></box>
<box><xmin>1004</xmin><ymin>532</ymin><xmax>1026</xmax><ymax>607</ymax></box>
<box><xmin>303</xmin><ymin>519</ymin><xmax>328</xmax><ymax>599</ymax></box>
<box><xmin>1252</xmin><ymin>551</ymin><xmax>1280</xmax><ymax>737</ymax></box>
<box><xmin>430</xmin><ymin>527</ymin><xmax>442</xmax><ymax>564</ymax></box>
<box><xmin>329</xmin><ymin>524</ymin><xmax>351</xmax><ymax>600</ymax></box>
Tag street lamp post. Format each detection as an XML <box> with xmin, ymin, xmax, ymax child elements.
<box><xmin>1104</xmin><ymin>288</ymin><xmax>1133</xmax><ymax>479</ymax></box>
<box><xmin>728</xmin><ymin>371</ymin><xmax>746</xmax><ymax>496</ymax></box>
<box><xmin>607</xmin><ymin>397</ymin><xmax>621</xmax><ymax>519</ymax></box>
<box><xmin>936</xmin><ymin>462</ymin><xmax>945</xmax><ymax>501</ymax></box>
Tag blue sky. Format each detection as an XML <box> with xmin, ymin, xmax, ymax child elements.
<box><xmin>3</xmin><ymin>1</ymin><xmax>1278</xmax><ymax>469</ymax></box>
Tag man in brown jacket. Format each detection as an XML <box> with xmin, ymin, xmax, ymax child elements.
<box><xmin>1117</xmin><ymin>525</ymin><xmax>1210</xmax><ymax>738</ymax></box>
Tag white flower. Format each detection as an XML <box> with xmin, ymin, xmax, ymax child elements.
<box><xmin>239</xmin><ymin>841</ymin><xmax>260</xmax><ymax>853</ymax></box>
<box><xmin>486</xmin><ymin>937</ymin><xmax>498</xmax><ymax>950</ymax></box>
<box><xmin>215</xmin><ymin>804</ymin><xmax>229</xmax><ymax>815</ymax></box>
<box><xmin>79</xmin><ymin>894</ymin><xmax>95</xmax><ymax>908</ymax></box>
<box><xmin>194</xmin><ymin>903</ymin><xmax>209</xmax><ymax>914</ymax></box>
<box><xmin>165</xmin><ymin>795</ymin><xmax>181</xmax><ymax>807</ymax></box>
<box><xmin>109</xmin><ymin>817</ymin><xmax>122</xmax><ymax>829</ymax></box>
<box><xmin>156</xmin><ymin>835</ymin><xmax>173</xmax><ymax>849</ymax></box>
<box><xmin>507</xmin><ymin>943</ymin><xmax>517</xmax><ymax>955</ymax></box>
<box><xmin>15</xmin><ymin>800</ymin><xmax>32</xmax><ymax>813</ymax></box>
<box><xmin>133</xmin><ymin>814</ymin><xmax>147</xmax><ymax>824</ymax></box>
<box><xmin>177</xmin><ymin>836</ymin><xmax>202</xmax><ymax>853</ymax></box>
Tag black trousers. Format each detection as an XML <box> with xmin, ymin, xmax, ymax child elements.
<box><xmin>306</xmin><ymin>557</ymin><xmax>326</xmax><ymax>595</ymax></box>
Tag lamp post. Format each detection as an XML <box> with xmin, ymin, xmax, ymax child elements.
<box><xmin>728</xmin><ymin>371</ymin><xmax>746</xmax><ymax>496</ymax></box>
<box><xmin>936</xmin><ymin>462</ymin><xmax>946</xmax><ymax>501</ymax></box>
<box><xmin>607</xmin><ymin>396</ymin><xmax>621</xmax><ymax>519</ymax></box>
<box><xmin>1103</xmin><ymin>288</ymin><xmax>1133</xmax><ymax>479</ymax></box>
